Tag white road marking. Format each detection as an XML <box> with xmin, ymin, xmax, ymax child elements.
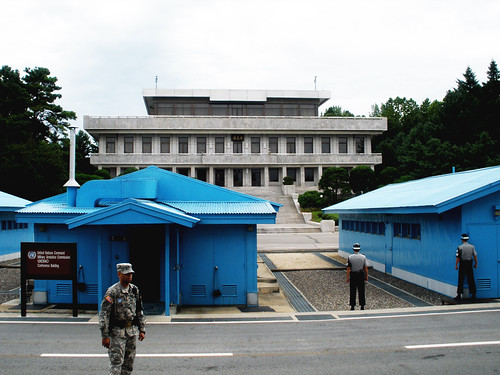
<box><xmin>405</xmin><ymin>341</ymin><xmax>500</xmax><ymax>350</ymax></box>
<box><xmin>41</xmin><ymin>353</ymin><xmax>234</xmax><ymax>358</ymax></box>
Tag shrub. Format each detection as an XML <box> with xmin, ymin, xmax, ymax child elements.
<box><xmin>283</xmin><ymin>176</ymin><xmax>294</xmax><ymax>185</ymax></box>
<box><xmin>298</xmin><ymin>190</ymin><xmax>323</xmax><ymax>209</ymax></box>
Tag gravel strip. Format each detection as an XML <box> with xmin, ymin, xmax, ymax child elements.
<box><xmin>284</xmin><ymin>268</ymin><xmax>446</xmax><ymax>311</ymax></box>
<box><xmin>0</xmin><ymin>260</ymin><xmax>21</xmax><ymax>305</ymax></box>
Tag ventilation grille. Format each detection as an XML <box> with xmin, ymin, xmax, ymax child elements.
<box><xmin>85</xmin><ymin>284</ymin><xmax>98</xmax><ymax>296</ymax></box>
<box><xmin>56</xmin><ymin>283</ymin><xmax>71</xmax><ymax>295</ymax></box>
<box><xmin>191</xmin><ymin>285</ymin><xmax>207</xmax><ymax>297</ymax></box>
<box><xmin>222</xmin><ymin>285</ymin><xmax>237</xmax><ymax>296</ymax></box>
<box><xmin>476</xmin><ymin>279</ymin><xmax>491</xmax><ymax>290</ymax></box>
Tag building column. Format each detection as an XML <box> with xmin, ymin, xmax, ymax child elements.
<box><xmin>263</xmin><ymin>166</ymin><xmax>269</xmax><ymax>187</ymax></box>
<box><xmin>300</xmin><ymin>166</ymin><xmax>305</xmax><ymax>186</ymax></box>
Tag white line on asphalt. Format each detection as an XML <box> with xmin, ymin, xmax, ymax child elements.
<box><xmin>41</xmin><ymin>353</ymin><xmax>234</xmax><ymax>358</ymax></box>
<box><xmin>405</xmin><ymin>341</ymin><xmax>500</xmax><ymax>350</ymax></box>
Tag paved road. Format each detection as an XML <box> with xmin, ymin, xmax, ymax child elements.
<box><xmin>1</xmin><ymin>307</ymin><xmax>499</xmax><ymax>374</ymax></box>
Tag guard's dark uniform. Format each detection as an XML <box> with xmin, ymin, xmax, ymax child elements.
<box><xmin>347</xmin><ymin>244</ymin><xmax>368</xmax><ymax>309</ymax></box>
<box><xmin>456</xmin><ymin>238</ymin><xmax>477</xmax><ymax>299</ymax></box>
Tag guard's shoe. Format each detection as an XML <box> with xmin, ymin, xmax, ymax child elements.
<box><xmin>360</xmin><ymin>306</ymin><xmax>365</xmax><ymax>310</ymax></box>
<box><xmin>350</xmin><ymin>306</ymin><xmax>355</xmax><ymax>310</ymax></box>
<box><xmin>453</xmin><ymin>295</ymin><xmax>462</xmax><ymax>301</ymax></box>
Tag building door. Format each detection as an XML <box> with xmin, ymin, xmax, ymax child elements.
<box><xmin>180</xmin><ymin>228</ymin><xmax>246</xmax><ymax>305</ymax></box>
<box><xmin>251</xmin><ymin>169</ymin><xmax>261</xmax><ymax>186</ymax></box>
<box><xmin>215</xmin><ymin>169</ymin><xmax>225</xmax><ymax>186</ymax></box>
<box><xmin>467</xmin><ymin>224</ymin><xmax>499</xmax><ymax>298</ymax></box>
<box><xmin>129</xmin><ymin>226</ymin><xmax>163</xmax><ymax>303</ymax></box>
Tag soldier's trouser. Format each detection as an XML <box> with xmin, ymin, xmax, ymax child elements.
<box><xmin>350</xmin><ymin>273</ymin><xmax>366</xmax><ymax>307</ymax></box>
<box><xmin>109</xmin><ymin>334</ymin><xmax>137</xmax><ymax>375</ymax></box>
<box><xmin>457</xmin><ymin>260</ymin><xmax>476</xmax><ymax>296</ymax></box>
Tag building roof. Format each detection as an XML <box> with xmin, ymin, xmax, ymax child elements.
<box><xmin>143</xmin><ymin>88</ymin><xmax>331</xmax><ymax>107</ymax></box>
<box><xmin>0</xmin><ymin>191</ymin><xmax>32</xmax><ymax>211</ymax></box>
<box><xmin>323</xmin><ymin>166</ymin><xmax>500</xmax><ymax>215</ymax></box>
<box><xmin>17</xmin><ymin>166</ymin><xmax>280</xmax><ymax>226</ymax></box>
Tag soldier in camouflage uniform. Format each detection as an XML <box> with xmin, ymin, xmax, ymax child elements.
<box><xmin>99</xmin><ymin>263</ymin><xmax>146</xmax><ymax>375</ymax></box>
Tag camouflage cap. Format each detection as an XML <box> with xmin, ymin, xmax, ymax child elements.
<box><xmin>117</xmin><ymin>263</ymin><xmax>135</xmax><ymax>274</ymax></box>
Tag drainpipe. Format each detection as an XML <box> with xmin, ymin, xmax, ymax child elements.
<box><xmin>64</xmin><ymin>126</ymin><xmax>80</xmax><ymax>207</ymax></box>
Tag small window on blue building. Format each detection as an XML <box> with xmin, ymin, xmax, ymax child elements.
<box><xmin>402</xmin><ymin>223</ymin><xmax>411</xmax><ymax>238</ymax></box>
<box><xmin>411</xmin><ymin>224</ymin><xmax>421</xmax><ymax>240</ymax></box>
<box><xmin>378</xmin><ymin>222</ymin><xmax>385</xmax><ymax>235</ymax></box>
<box><xmin>394</xmin><ymin>223</ymin><xmax>401</xmax><ymax>237</ymax></box>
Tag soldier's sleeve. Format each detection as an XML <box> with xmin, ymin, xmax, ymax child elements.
<box><xmin>99</xmin><ymin>291</ymin><xmax>114</xmax><ymax>338</ymax></box>
<box><xmin>136</xmin><ymin>292</ymin><xmax>146</xmax><ymax>333</ymax></box>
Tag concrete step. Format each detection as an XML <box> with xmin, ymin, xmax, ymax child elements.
<box><xmin>258</xmin><ymin>282</ymin><xmax>280</xmax><ymax>294</ymax></box>
<box><xmin>258</xmin><ymin>224</ymin><xmax>321</xmax><ymax>233</ymax></box>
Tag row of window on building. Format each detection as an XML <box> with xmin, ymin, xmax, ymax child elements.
<box><xmin>152</xmin><ymin>102</ymin><xmax>318</xmax><ymax>117</ymax></box>
<box><xmin>106</xmin><ymin>166</ymin><xmax>318</xmax><ymax>185</ymax></box>
<box><xmin>105</xmin><ymin>135</ymin><xmax>366</xmax><ymax>155</ymax></box>
<box><xmin>341</xmin><ymin>220</ymin><xmax>421</xmax><ymax>240</ymax></box>
<box><xmin>1</xmin><ymin>220</ymin><xmax>28</xmax><ymax>230</ymax></box>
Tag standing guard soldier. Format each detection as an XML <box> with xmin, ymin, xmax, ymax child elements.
<box><xmin>455</xmin><ymin>234</ymin><xmax>478</xmax><ymax>300</ymax></box>
<box><xmin>99</xmin><ymin>263</ymin><xmax>146</xmax><ymax>375</ymax></box>
<box><xmin>346</xmin><ymin>243</ymin><xmax>368</xmax><ymax>310</ymax></box>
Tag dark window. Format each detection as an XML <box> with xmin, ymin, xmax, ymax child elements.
<box><xmin>106</xmin><ymin>137</ymin><xmax>116</xmax><ymax>153</ymax></box>
<box><xmin>177</xmin><ymin>168</ymin><xmax>189</xmax><ymax>176</ymax></box>
<box><xmin>355</xmin><ymin>136</ymin><xmax>365</xmax><ymax>153</ymax></box>
<box><xmin>251</xmin><ymin>137</ymin><xmax>260</xmax><ymax>154</ymax></box>
<box><xmin>215</xmin><ymin>137</ymin><xmax>225</xmax><ymax>153</ymax></box>
<box><xmin>394</xmin><ymin>223</ymin><xmax>402</xmax><ymax>237</ymax></box>
<box><xmin>286</xmin><ymin>168</ymin><xmax>297</xmax><ymax>182</ymax></box>
<box><xmin>179</xmin><ymin>137</ymin><xmax>188</xmax><ymax>153</ymax></box>
<box><xmin>160</xmin><ymin>137</ymin><xmax>170</xmax><ymax>153</ymax></box>
<box><xmin>196</xmin><ymin>168</ymin><xmax>208</xmax><ymax>181</ymax></box>
<box><xmin>142</xmin><ymin>137</ymin><xmax>152</xmax><ymax>153</ymax></box>
<box><xmin>269</xmin><ymin>137</ymin><xmax>278</xmax><ymax>153</ymax></box>
<box><xmin>197</xmin><ymin>137</ymin><xmax>207</xmax><ymax>154</ymax></box>
<box><xmin>339</xmin><ymin>137</ymin><xmax>348</xmax><ymax>153</ymax></box>
<box><xmin>304</xmin><ymin>137</ymin><xmax>313</xmax><ymax>153</ymax></box>
<box><xmin>305</xmin><ymin>167</ymin><xmax>315</xmax><ymax>182</ymax></box>
<box><xmin>124</xmin><ymin>137</ymin><xmax>134</xmax><ymax>153</ymax></box>
<box><xmin>233</xmin><ymin>169</ymin><xmax>243</xmax><ymax>186</ymax></box>
<box><xmin>411</xmin><ymin>224</ymin><xmax>421</xmax><ymax>240</ymax></box>
<box><xmin>251</xmin><ymin>169</ymin><xmax>261</xmax><ymax>186</ymax></box>
<box><xmin>286</xmin><ymin>137</ymin><xmax>296</xmax><ymax>153</ymax></box>
<box><xmin>269</xmin><ymin>168</ymin><xmax>279</xmax><ymax>182</ymax></box>
<box><xmin>321</xmin><ymin>137</ymin><xmax>331</xmax><ymax>153</ymax></box>
<box><xmin>378</xmin><ymin>222</ymin><xmax>385</xmax><ymax>235</ymax></box>
<box><xmin>233</xmin><ymin>140</ymin><xmax>243</xmax><ymax>153</ymax></box>
<box><xmin>402</xmin><ymin>223</ymin><xmax>411</xmax><ymax>238</ymax></box>
<box><xmin>215</xmin><ymin>168</ymin><xmax>225</xmax><ymax>186</ymax></box>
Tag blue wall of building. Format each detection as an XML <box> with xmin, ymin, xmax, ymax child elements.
<box><xmin>0</xmin><ymin>211</ymin><xmax>33</xmax><ymax>260</ymax></box>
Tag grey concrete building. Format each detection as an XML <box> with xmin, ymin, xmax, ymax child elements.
<box><xmin>84</xmin><ymin>89</ymin><xmax>387</xmax><ymax>188</ymax></box>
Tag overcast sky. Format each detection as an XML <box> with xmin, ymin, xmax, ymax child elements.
<box><xmin>3</xmin><ymin>0</ymin><xmax>499</xmax><ymax>126</ymax></box>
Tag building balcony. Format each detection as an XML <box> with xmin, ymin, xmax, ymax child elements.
<box><xmin>90</xmin><ymin>152</ymin><xmax>382</xmax><ymax>167</ymax></box>
<box><xmin>84</xmin><ymin>115</ymin><xmax>387</xmax><ymax>134</ymax></box>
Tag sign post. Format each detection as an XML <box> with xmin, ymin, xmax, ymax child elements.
<box><xmin>21</xmin><ymin>243</ymin><xmax>78</xmax><ymax>317</ymax></box>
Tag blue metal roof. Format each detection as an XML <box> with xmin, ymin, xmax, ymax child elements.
<box><xmin>0</xmin><ymin>191</ymin><xmax>32</xmax><ymax>211</ymax></box>
<box><xmin>323</xmin><ymin>166</ymin><xmax>500</xmax><ymax>214</ymax></box>
<box><xmin>162</xmin><ymin>201</ymin><xmax>277</xmax><ymax>215</ymax></box>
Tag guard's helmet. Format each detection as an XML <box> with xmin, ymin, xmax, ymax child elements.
<box><xmin>353</xmin><ymin>243</ymin><xmax>361</xmax><ymax>251</ymax></box>
<box><xmin>461</xmin><ymin>233</ymin><xmax>469</xmax><ymax>240</ymax></box>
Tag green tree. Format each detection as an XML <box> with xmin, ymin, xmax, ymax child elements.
<box><xmin>323</xmin><ymin>106</ymin><xmax>355</xmax><ymax>117</ymax></box>
<box><xmin>298</xmin><ymin>190</ymin><xmax>323</xmax><ymax>210</ymax></box>
<box><xmin>349</xmin><ymin>166</ymin><xmax>376</xmax><ymax>195</ymax></box>
<box><xmin>318</xmin><ymin>167</ymin><xmax>350</xmax><ymax>205</ymax></box>
<box><xmin>0</xmin><ymin>66</ymin><xmax>76</xmax><ymax>200</ymax></box>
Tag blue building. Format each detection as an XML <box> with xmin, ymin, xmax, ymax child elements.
<box><xmin>0</xmin><ymin>191</ymin><xmax>33</xmax><ymax>261</ymax></box>
<box><xmin>323</xmin><ymin>166</ymin><xmax>500</xmax><ymax>298</ymax></box>
<box><xmin>16</xmin><ymin>167</ymin><xmax>279</xmax><ymax>314</ymax></box>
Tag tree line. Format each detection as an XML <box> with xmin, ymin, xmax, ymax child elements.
<box><xmin>1</xmin><ymin>62</ymin><xmax>499</xmax><ymax>203</ymax></box>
